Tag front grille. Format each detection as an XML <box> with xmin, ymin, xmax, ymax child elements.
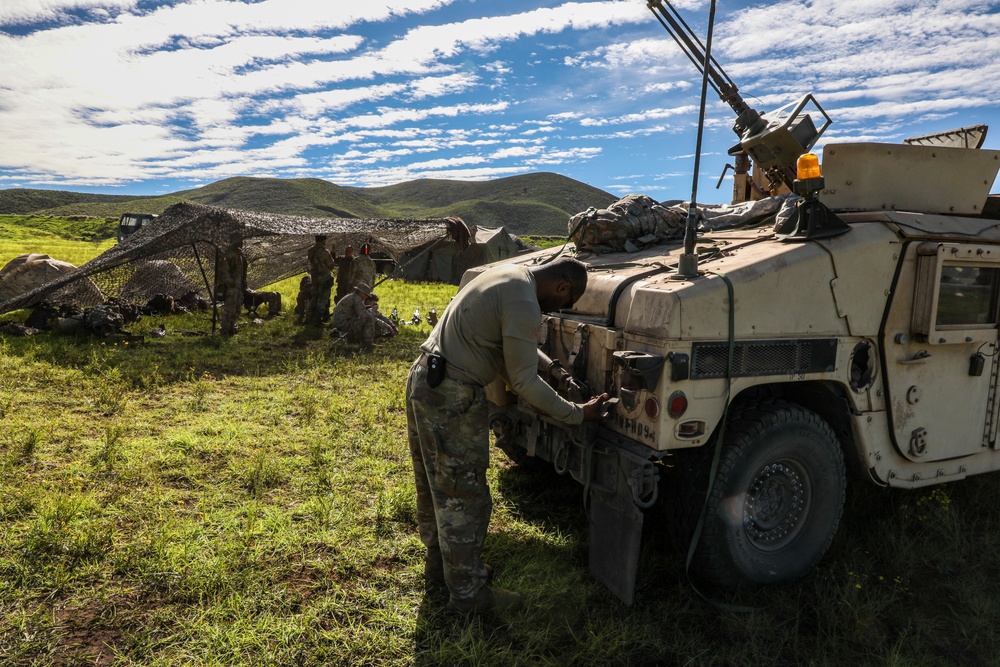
<box><xmin>691</xmin><ymin>338</ymin><xmax>838</xmax><ymax>379</ymax></box>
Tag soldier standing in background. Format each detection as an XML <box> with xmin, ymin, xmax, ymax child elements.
<box><xmin>347</xmin><ymin>244</ymin><xmax>377</xmax><ymax>293</ymax></box>
<box><xmin>335</xmin><ymin>245</ymin><xmax>355</xmax><ymax>304</ymax></box>
<box><xmin>306</xmin><ymin>236</ymin><xmax>336</xmax><ymax>326</ymax></box>
<box><xmin>405</xmin><ymin>258</ymin><xmax>608</xmax><ymax>614</ymax></box>
<box><xmin>293</xmin><ymin>274</ymin><xmax>312</xmax><ymax>324</ymax></box>
<box><xmin>217</xmin><ymin>238</ymin><xmax>245</xmax><ymax>336</ymax></box>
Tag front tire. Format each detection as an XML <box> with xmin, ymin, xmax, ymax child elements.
<box><xmin>690</xmin><ymin>399</ymin><xmax>847</xmax><ymax>589</ymax></box>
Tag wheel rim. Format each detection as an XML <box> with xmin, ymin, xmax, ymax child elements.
<box><xmin>743</xmin><ymin>460</ymin><xmax>809</xmax><ymax>551</ymax></box>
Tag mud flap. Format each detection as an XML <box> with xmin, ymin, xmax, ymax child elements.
<box><xmin>589</xmin><ymin>486</ymin><xmax>644</xmax><ymax>605</ymax></box>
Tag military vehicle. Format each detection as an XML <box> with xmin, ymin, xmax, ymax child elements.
<box><xmin>116</xmin><ymin>212</ymin><xmax>157</xmax><ymax>243</ymax></box>
<box><xmin>467</xmin><ymin>0</ymin><xmax>1000</xmax><ymax>604</ymax></box>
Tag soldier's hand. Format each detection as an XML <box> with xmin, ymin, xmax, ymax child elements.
<box><xmin>562</xmin><ymin>376</ymin><xmax>588</xmax><ymax>403</ymax></box>
<box><xmin>580</xmin><ymin>393</ymin><xmax>610</xmax><ymax>422</ymax></box>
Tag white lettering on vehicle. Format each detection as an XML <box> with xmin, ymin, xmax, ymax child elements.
<box><xmin>614</xmin><ymin>413</ymin><xmax>656</xmax><ymax>443</ymax></box>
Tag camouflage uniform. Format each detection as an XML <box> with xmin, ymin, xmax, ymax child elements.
<box><xmin>406</xmin><ymin>360</ymin><xmax>492</xmax><ymax>600</ymax></box>
<box><xmin>347</xmin><ymin>252</ymin><xmax>377</xmax><ymax>292</ymax></box>
<box><xmin>294</xmin><ymin>274</ymin><xmax>312</xmax><ymax>324</ymax></box>
<box><xmin>335</xmin><ymin>247</ymin><xmax>354</xmax><ymax>304</ymax></box>
<box><xmin>306</xmin><ymin>238</ymin><xmax>336</xmax><ymax>325</ymax></box>
<box><xmin>330</xmin><ymin>289</ymin><xmax>377</xmax><ymax>345</ymax></box>
<box><xmin>217</xmin><ymin>242</ymin><xmax>244</xmax><ymax>336</ymax></box>
<box><xmin>406</xmin><ymin>264</ymin><xmax>585</xmax><ymax>608</ymax></box>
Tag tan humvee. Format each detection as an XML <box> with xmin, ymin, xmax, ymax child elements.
<box><xmin>466</xmin><ymin>140</ymin><xmax>1000</xmax><ymax>603</ymax></box>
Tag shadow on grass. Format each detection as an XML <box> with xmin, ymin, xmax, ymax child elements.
<box><xmin>0</xmin><ymin>308</ymin><xmax>430</xmax><ymax>387</ymax></box>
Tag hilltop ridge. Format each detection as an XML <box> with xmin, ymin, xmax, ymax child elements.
<box><xmin>0</xmin><ymin>172</ymin><xmax>616</xmax><ymax>236</ymax></box>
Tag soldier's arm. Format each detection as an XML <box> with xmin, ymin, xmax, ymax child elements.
<box><xmin>503</xmin><ymin>336</ymin><xmax>585</xmax><ymax>425</ymax></box>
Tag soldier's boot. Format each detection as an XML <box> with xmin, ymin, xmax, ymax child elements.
<box><xmin>447</xmin><ymin>586</ymin><xmax>522</xmax><ymax>615</ymax></box>
<box><xmin>423</xmin><ymin>554</ymin><xmax>492</xmax><ymax>584</ymax></box>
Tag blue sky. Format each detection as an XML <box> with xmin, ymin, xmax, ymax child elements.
<box><xmin>1</xmin><ymin>0</ymin><xmax>999</xmax><ymax>205</ymax></box>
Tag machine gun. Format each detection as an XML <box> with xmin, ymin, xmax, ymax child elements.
<box><xmin>647</xmin><ymin>0</ymin><xmax>832</xmax><ymax>203</ymax></box>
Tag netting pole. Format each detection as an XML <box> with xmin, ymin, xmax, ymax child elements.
<box><xmin>192</xmin><ymin>242</ymin><xmax>217</xmax><ymax>335</ymax></box>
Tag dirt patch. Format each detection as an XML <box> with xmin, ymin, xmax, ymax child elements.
<box><xmin>47</xmin><ymin>591</ymin><xmax>162</xmax><ymax>666</ymax></box>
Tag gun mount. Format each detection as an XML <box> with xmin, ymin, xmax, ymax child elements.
<box><xmin>647</xmin><ymin>0</ymin><xmax>832</xmax><ymax>202</ymax></box>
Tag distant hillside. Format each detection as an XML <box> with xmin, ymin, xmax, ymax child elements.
<box><xmin>0</xmin><ymin>189</ymin><xmax>135</xmax><ymax>215</ymax></box>
<box><xmin>0</xmin><ymin>214</ymin><xmax>117</xmax><ymax>243</ymax></box>
<box><xmin>348</xmin><ymin>172</ymin><xmax>616</xmax><ymax>235</ymax></box>
<box><xmin>0</xmin><ymin>172</ymin><xmax>617</xmax><ymax>236</ymax></box>
<box><xmin>171</xmin><ymin>177</ymin><xmax>386</xmax><ymax>219</ymax></box>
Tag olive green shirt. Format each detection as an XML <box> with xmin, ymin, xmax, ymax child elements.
<box><xmin>421</xmin><ymin>264</ymin><xmax>582</xmax><ymax>425</ymax></box>
<box><xmin>308</xmin><ymin>242</ymin><xmax>336</xmax><ymax>278</ymax></box>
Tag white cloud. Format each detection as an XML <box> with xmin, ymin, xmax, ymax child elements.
<box><xmin>579</xmin><ymin>105</ymin><xmax>698</xmax><ymax>126</ymax></box>
<box><xmin>408</xmin><ymin>72</ymin><xmax>480</xmax><ymax>100</ymax></box>
<box><xmin>1</xmin><ymin>0</ymin><xmax>999</xmax><ymax>204</ymax></box>
<box><xmin>0</xmin><ymin>0</ymin><xmax>137</xmax><ymax>26</ymax></box>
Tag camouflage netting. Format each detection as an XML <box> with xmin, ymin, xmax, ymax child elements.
<box><xmin>0</xmin><ymin>201</ymin><xmax>468</xmax><ymax>315</ymax></box>
<box><xmin>568</xmin><ymin>194</ymin><xmax>789</xmax><ymax>253</ymax></box>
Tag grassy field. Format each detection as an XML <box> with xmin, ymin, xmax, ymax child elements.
<box><xmin>3</xmin><ymin>230</ymin><xmax>1000</xmax><ymax>665</ymax></box>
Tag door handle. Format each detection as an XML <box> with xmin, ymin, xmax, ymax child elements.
<box><xmin>899</xmin><ymin>350</ymin><xmax>932</xmax><ymax>365</ymax></box>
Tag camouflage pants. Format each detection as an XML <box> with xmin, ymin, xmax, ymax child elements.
<box><xmin>307</xmin><ymin>275</ymin><xmax>333</xmax><ymax>325</ymax></box>
<box><xmin>220</xmin><ymin>285</ymin><xmax>241</xmax><ymax>335</ymax></box>
<box><xmin>343</xmin><ymin>313</ymin><xmax>377</xmax><ymax>345</ymax></box>
<box><xmin>406</xmin><ymin>359</ymin><xmax>491</xmax><ymax>602</ymax></box>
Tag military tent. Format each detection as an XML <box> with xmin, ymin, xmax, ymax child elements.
<box><xmin>394</xmin><ymin>225</ymin><xmax>526</xmax><ymax>285</ymax></box>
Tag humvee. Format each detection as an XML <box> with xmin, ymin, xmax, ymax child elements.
<box><xmin>474</xmin><ymin>139</ymin><xmax>1000</xmax><ymax>604</ymax></box>
<box><xmin>463</xmin><ymin>0</ymin><xmax>1000</xmax><ymax>605</ymax></box>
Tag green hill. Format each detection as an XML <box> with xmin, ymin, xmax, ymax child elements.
<box><xmin>0</xmin><ymin>214</ymin><xmax>117</xmax><ymax>242</ymax></box>
<box><xmin>170</xmin><ymin>177</ymin><xmax>386</xmax><ymax>219</ymax></box>
<box><xmin>347</xmin><ymin>172</ymin><xmax>616</xmax><ymax>235</ymax></box>
<box><xmin>0</xmin><ymin>172</ymin><xmax>616</xmax><ymax>236</ymax></box>
<box><xmin>0</xmin><ymin>189</ymin><xmax>135</xmax><ymax>215</ymax></box>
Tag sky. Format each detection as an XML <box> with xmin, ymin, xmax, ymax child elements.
<box><xmin>1</xmin><ymin>0</ymin><xmax>999</xmax><ymax>205</ymax></box>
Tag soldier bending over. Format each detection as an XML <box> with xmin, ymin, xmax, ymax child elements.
<box><xmin>405</xmin><ymin>258</ymin><xmax>607</xmax><ymax>614</ymax></box>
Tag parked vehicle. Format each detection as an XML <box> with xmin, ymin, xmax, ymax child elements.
<box><xmin>117</xmin><ymin>212</ymin><xmax>157</xmax><ymax>242</ymax></box>
<box><xmin>469</xmin><ymin>0</ymin><xmax>1000</xmax><ymax>604</ymax></box>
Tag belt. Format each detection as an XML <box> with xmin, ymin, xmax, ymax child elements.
<box><xmin>415</xmin><ymin>352</ymin><xmax>479</xmax><ymax>387</ymax></box>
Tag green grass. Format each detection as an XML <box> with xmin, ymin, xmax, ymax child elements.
<box><xmin>521</xmin><ymin>236</ymin><xmax>569</xmax><ymax>250</ymax></box>
<box><xmin>0</xmin><ymin>215</ymin><xmax>117</xmax><ymax>269</ymax></box>
<box><xmin>4</xmin><ymin>228</ymin><xmax>1000</xmax><ymax>665</ymax></box>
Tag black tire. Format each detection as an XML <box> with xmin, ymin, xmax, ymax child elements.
<box><xmin>688</xmin><ymin>399</ymin><xmax>847</xmax><ymax>589</ymax></box>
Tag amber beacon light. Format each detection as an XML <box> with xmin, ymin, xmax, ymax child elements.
<box><xmin>797</xmin><ymin>152</ymin><xmax>822</xmax><ymax>180</ymax></box>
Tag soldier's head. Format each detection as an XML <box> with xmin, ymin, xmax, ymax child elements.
<box><xmin>315</xmin><ymin>235</ymin><xmax>327</xmax><ymax>244</ymax></box>
<box><xmin>531</xmin><ymin>258</ymin><xmax>588</xmax><ymax>313</ymax></box>
<box><xmin>355</xmin><ymin>282</ymin><xmax>372</xmax><ymax>297</ymax></box>
<box><xmin>345</xmin><ymin>245</ymin><xmax>355</xmax><ymax>258</ymax></box>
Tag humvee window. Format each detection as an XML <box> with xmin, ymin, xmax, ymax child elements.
<box><xmin>936</xmin><ymin>265</ymin><xmax>1000</xmax><ymax>327</ymax></box>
